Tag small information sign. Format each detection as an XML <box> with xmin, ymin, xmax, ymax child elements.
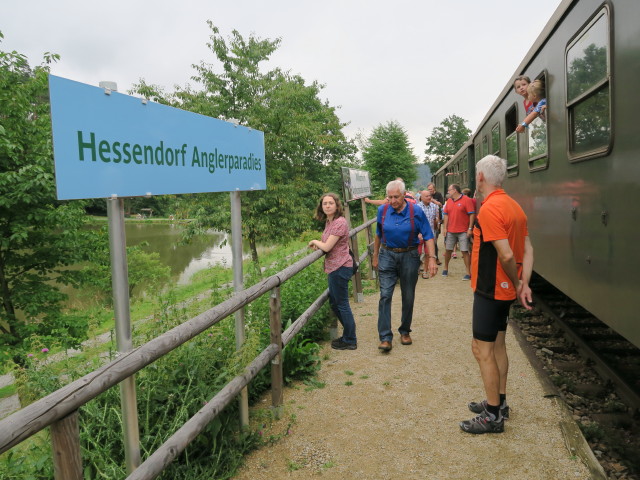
<box><xmin>49</xmin><ymin>75</ymin><xmax>266</xmax><ymax>200</ymax></box>
<box><xmin>341</xmin><ymin>167</ymin><xmax>372</xmax><ymax>202</ymax></box>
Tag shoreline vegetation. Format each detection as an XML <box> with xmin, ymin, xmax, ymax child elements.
<box><xmin>1</xmin><ymin>230</ymin><xmax>372</xmax><ymax>479</ymax></box>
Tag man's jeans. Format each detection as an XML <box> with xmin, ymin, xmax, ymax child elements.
<box><xmin>328</xmin><ymin>266</ymin><xmax>357</xmax><ymax>344</ymax></box>
<box><xmin>377</xmin><ymin>247</ymin><xmax>421</xmax><ymax>342</ymax></box>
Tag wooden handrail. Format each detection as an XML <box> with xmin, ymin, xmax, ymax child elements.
<box><xmin>0</xmin><ymin>218</ymin><xmax>376</xmax><ymax>477</ymax></box>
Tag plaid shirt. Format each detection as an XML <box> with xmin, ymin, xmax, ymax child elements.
<box><xmin>419</xmin><ymin>201</ymin><xmax>439</xmax><ymax>233</ymax></box>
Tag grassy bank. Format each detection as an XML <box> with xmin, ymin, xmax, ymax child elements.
<box><xmin>1</xmin><ymin>234</ymin><xmax>352</xmax><ymax>479</ymax></box>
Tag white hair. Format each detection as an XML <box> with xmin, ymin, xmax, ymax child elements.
<box><xmin>476</xmin><ymin>155</ymin><xmax>507</xmax><ymax>187</ymax></box>
<box><xmin>386</xmin><ymin>179</ymin><xmax>406</xmax><ymax>195</ymax></box>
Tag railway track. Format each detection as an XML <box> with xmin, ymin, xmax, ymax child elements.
<box><xmin>511</xmin><ymin>275</ymin><xmax>640</xmax><ymax>480</ymax></box>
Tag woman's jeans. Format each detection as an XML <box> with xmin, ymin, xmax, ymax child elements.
<box><xmin>377</xmin><ymin>247</ymin><xmax>421</xmax><ymax>342</ymax></box>
<box><xmin>328</xmin><ymin>266</ymin><xmax>357</xmax><ymax>344</ymax></box>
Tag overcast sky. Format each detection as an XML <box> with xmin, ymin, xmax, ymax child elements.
<box><xmin>3</xmin><ymin>0</ymin><xmax>562</xmax><ymax>160</ymax></box>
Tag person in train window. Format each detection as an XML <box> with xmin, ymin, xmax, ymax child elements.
<box><xmin>308</xmin><ymin>193</ymin><xmax>358</xmax><ymax>350</ymax></box>
<box><xmin>513</xmin><ymin>75</ymin><xmax>532</xmax><ymax>114</ymax></box>
<box><xmin>460</xmin><ymin>155</ymin><xmax>534</xmax><ymax>434</ymax></box>
<box><xmin>516</xmin><ymin>80</ymin><xmax>547</xmax><ymax>133</ymax></box>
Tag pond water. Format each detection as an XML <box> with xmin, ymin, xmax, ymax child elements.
<box><xmin>124</xmin><ymin>223</ymin><xmax>236</xmax><ymax>285</ymax></box>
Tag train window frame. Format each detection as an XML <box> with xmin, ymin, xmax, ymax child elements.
<box><xmin>460</xmin><ymin>152</ymin><xmax>468</xmax><ymax>187</ymax></box>
<box><xmin>474</xmin><ymin>141</ymin><xmax>482</xmax><ymax>164</ymax></box>
<box><xmin>482</xmin><ymin>135</ymin><xmax>488</xmax><ymax>158</ymax></box>
<box><xmin>505</xmin><ymin>103</ymin><xmax>519</xmax><ymax>176</ymax></box>
<box><xmin>527</xmin><ymin>70</ymin><xmax>549</xmax><ymax>172</ymax></box>
<box><xmin>491</xmin><ymin>122</ymin><xmax>500</xmax><ymax>156</ymax></box>
<box><xmin>565</xmin><ymin>5</ymin><xmax>612</xmax><ymax>162</ymax></box>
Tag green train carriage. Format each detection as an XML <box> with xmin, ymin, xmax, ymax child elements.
<box><xmin>433</xmin><ymin>0</ymin><xmax>639</xmax><ymax>347</ymax></box>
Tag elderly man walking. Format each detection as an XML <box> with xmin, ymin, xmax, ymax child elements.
<box><xmin>372</xmin><ymin>180</ymin><xmax>438</xmax><ymax>352</ymax></box>
<box><xmin>460</xmin><ymin>155</ymin><xmax>534</xmax><ymax>434</ymax></box>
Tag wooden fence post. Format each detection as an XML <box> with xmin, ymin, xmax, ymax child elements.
<box><xmin>269</xmin><ymin>286</ymin><xmax>284</xmax><ymax>419</ymax></box>
<box><xmin>50</xmin><ymin>410</ymin><xmax>82</xmax><ymax>480</ymax></box>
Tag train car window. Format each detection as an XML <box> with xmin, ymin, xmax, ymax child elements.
<box><xmin>474</xmin><ymin>141</ymin><xmax>482</xmax><ymax>164</ymax></box>
<box><xmin>505</xmin><ymin>104</ymin><xmax>518</xmax><ymax>175</ymax></box>
<box><xmin>491</xmin><ymin>123</ymin><xmax>500</xmax><ymax>156</ymax></box>
<box><xmin>566</xmin><ymin>8</ymin><xmax>611</xmax><ymax>160</ymax></box>
<box><xmin>528</xmin><ymin>72</ymin><xmax>549</xmax><ymax>171</ymax></box>
<box><xmin>482</xmin><ymin>136</ymin><xmax>488</xmax><ymax>158</ymax></box>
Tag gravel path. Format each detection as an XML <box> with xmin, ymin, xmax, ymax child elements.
<box><xmin>233</xmin><ymin>252</ymin><xmax>592</xmax><ymax>480</ymax></box>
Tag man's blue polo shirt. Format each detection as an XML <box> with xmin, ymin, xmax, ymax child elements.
<box><xmin>376</xmin><ymin>202</ymin><xmax>434</xmax><ymax>248</ymax></box>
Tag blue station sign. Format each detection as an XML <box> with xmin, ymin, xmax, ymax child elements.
<box><xmin>49</xmin><ymin>75</ymin><xmax>266</xmax><ymax>200</ymax></box>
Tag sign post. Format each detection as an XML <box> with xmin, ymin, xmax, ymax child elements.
<box><xmin>107</xmin><ymin>195</ymin><xmax>141</xmax><ymax>473</ymax></box>
<box><xmin>230</xmin><ymin>191</ymin><xmax>249</xmax><ymax>427</ymax></box>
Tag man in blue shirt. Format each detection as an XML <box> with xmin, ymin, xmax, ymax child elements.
<box><xmin>372</xmin><ymin>180</ymin><xmax>438</xmax><ymax>351</ymax></box>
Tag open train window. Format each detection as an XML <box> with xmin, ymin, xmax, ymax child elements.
<box><xmin>505</xmin><ymin>104</ymin><xmax>519</xmax><ymax>175</ymax></box>
<box><xmin>527</xmin><ymin>71</ymin><xmax>548</xmax><ymax>171</ymax></box>
<box><xmin>566</xmin><ymin>7</ymin><xmax>611</xmax><ymax>161</ymax></box>
<box><xmin>491</xmin><ymin>123</ymin><xmax>500</xmax><ymax>156</ymax></box>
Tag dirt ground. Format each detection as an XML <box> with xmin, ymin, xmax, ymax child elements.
<box><xmin>232</xmin><ymin>247</ymin><xmax>592</xmax><ymax>480</ymax></box>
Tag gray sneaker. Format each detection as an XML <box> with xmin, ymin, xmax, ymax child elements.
<box><xmin>468</xmin><ymin>399</ymin><xmax>509</xmax><ymax>419</ymax></box>
<box><xmin>331</xmin><ymin>338</ymin><xmax>357</xmax><ymax>350</ymax></box>
<box><xmin>459</xmin><ymin>413</ymin><xmax>504</xmax><ymax>434</ymax></box>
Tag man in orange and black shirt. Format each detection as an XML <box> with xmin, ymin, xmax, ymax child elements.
<box><xmin>460</xmin><ymin>155</ymin><xmax>534</xmax><ymax>435</ymax></box>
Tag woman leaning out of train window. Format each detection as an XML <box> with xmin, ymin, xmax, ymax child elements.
<box><xmin>516</xmin><ymin>79</ymin><xmax>547</xmax><ymax>133</ymax></box>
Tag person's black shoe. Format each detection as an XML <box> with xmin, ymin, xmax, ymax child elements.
<box><xmin>468</xmin><ymin>399</ymin><xmax>509</xmax><ymax>419</ymax></box>
<box><xmin>331</xmin><ymin>338</ymin><xmax>357</xmax><ymax>350</ymax></box>
<box><xmin>459</xmin><ymin>412</ymin><xmax>504</xmax><ymax>434</ymax></box>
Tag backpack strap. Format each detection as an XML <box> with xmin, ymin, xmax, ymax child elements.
<box><xmin>380</xmin><ymin>203</ymin><xmax>390</xmax><ymax>245</ymax></box>
<box><xmin>408</xmin><ymin>201</ymin><xmax>415</xmax><ymax>245</ymax></box>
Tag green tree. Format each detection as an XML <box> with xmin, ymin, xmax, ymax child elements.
<box><xmin>132</xmin><ymin>23</ymin><xmax>356</xmax><ymax>270</ymax></box>
<box><xmin>424</xmin><ymin>114</ymin><xmax>471</xmax><ymax>172</ymax></box>
<box><xmin>77</xmin><ymin>228</ymin><xmax>171</xmax><ymax>302</ymax></box>
<box><xmin>362</xmin><ymin>120</ymin><xmax>417</xmax><ymax>195</ymax></box>
<box><xmin>0</xmin><ymin>34</ymin><xmax>94</xmax><ymax>356</ymax></box>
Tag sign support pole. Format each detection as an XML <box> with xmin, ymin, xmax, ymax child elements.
<box><xmin>230</xmin><ymin>191</ymin><xmax>249</xmax><ymax>428</ymax></box>
<box><xmin>107</xmin><ymin>197</ymin><xmax>141</xmax><ymax>473</ymax></box>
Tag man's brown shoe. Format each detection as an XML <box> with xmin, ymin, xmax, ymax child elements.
<box><xmin>400</xmin><ymin>334</ymin><xmax>413</xmax><ymax>345</ymax></box>
<box><xmin>378</xmin><ymin>341</ymin><xmax>392</xmax><ymax>352</ymax></box>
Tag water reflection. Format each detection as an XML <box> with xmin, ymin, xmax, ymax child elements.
<box><xmin>125</xmin><ymin>223</ymin><xmax>236</xmax><ymax>285</ymax></box>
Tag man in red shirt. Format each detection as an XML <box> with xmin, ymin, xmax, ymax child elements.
<box><xmin>441</xmin><ymin>184</ymin><xmax>475</xmax><ymax>280</ymax></box>
<box><xmin>460</xmin><ymin>155</ymin><xmax>534</xmax><ymax>434</ymax></box>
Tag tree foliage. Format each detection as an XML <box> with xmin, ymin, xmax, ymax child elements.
<box><xmin>132</xmin><ymin>23</ymin><xmax>356</xmax><ymax>269</ymax></box>
<box><xmin>362</xmin><ymin>120</ymin><xmax>417</xmax><ymax>195</ymax></box>
<box><xmin>0</xmin><ymin>33</ymin><xmax>94</xmax><ymax>355</ymax></box>
<box><xmin>424</xmin><ymin>114</ymin><xmax>471</xmax><ymax>172</ymax></box>
<box><xmin>78</xmin><ymin>229</ymin><xmax>171</xmax><ymax>301</ymax></box>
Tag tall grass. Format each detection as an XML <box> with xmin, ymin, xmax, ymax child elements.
<box><xmin>1</xmin><ymin>239</ymin><xmax>333</xmax><ymax>479</ymax></box>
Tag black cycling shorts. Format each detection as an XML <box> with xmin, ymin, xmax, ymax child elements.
<box><xmin>472</xmin><ymin>292</ymin><xmax>514</xmax><ymax>342</ymax></box>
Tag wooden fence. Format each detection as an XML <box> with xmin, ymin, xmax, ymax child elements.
<box><xmin>0</xmin><ymin>219</ymin><xmax>375</xmax><ymax>480</ymax></box>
